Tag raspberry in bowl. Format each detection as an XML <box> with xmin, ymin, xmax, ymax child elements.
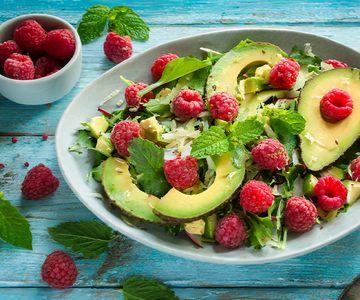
<box><xmin>0</xmin><ymin>14</ymin><xmax>82</xmax><ymax>105</ymax></box>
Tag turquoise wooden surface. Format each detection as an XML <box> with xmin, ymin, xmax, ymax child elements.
<box><xmin>1</xmin><ymin>1</ymin><xmax>360</xmax><ymax>299</ymax></box>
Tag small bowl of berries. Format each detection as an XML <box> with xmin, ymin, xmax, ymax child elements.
<box><xmin>0</xmin><ymin>14</ymin><xmax>82</xmax><ymax>105</ymax></box>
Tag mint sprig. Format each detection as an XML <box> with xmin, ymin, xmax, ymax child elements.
<box><xmin>0</xmin><ymin>192</ymin><xmax>32</xmax><ymax>250</ymax></box>
<box><xmin>77</xmin><ymin>5</ymin><xmax>150</xmax><ymax>44</ymax></box>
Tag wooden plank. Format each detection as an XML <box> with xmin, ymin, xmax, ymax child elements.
<box><xmin>1</xmin><ymin>26</ymin><xmax>360</xmax><ymax>135</ymax></box>
<box><xmin>0</xmin><ymin>287</ymin><xmax>343</xmax><ymax>299</ymax></box>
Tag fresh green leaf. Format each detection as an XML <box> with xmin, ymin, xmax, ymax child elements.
<box><xmin>229</xmin><ymin>143</ymin><xmax>245</xmax><ymax>169</ymax></box>
<box><xmin>77</xmin><ymin>5</ymin><xmax>110</xmax><ymax>44</ymax></box>
<box><xmin>128</xmin><ymin>138</ymin><xmax>171</xmax><ymax>197</ymax></box>
<box><xmin>279</xmin><ymin>134</ymin><xmax>297</xmax><ymax>162</ymax></box>
<box><xmin>144</xmin><ymin>99</ymin><xmax>171</xmax><ymax>116</ymax></box>
<box><xmin>68</xmin><ymin>130</ymin><xmax>96</xmax><ymax>154</ymax></box>
<box><xmin>289</xmin><ymin>45</ymin><xmax>322</xmax><ymax>65</ymax></box>
<box><xmin>108</xmin><ymin>6</ymin><xmax>150</xmax><ymax>41</ymax></box>
<box><xmin>178</xmin><ymin>67</ymin><xmax>211</xmax><ymax>96</ymax></box>
<box><xmin>0</xmin><ymin>193</ymin><xmax>32</xmax><ymax>250</ymax></box>
<box><xmin>87</xmin><ymin>161</ymin><xmax>105</xmax><ymax>182</ymax></box>
<box><xmin>230</xmin><ymin>119</ymin><xmax>263</xmax><ymax>144</ymax></box>
<box><xmin>231</xmin><ymin>38</ymin><xmax>254</xmax><ymax>51</ymax></box>
<box><xmin>245</xmin><ymin>213</ymin><xmax>273</xmax><ymax>250</ymax></box>
<box><xmin>120</xmin><ymin>277</ymin><xmax>179</xmax><ymax>300</ymax></box>
<box><xmin>138</xmin><ymin>57</ymin><xmax>212</xmax><ymax>96</ymax></box>
<box><xmin>48</xmin><ymin>220</ymin><xmax>118</xmax><ymax>258</ymax></box>
<box><xmin>164</xmin><ymin>224</ymin><xmax>184</xmax><ymax>236</ymax></box>
<box><xmin>190</xmin><ymin>126</ymin><xmax>229</xmax><ymax>159</ymax></box>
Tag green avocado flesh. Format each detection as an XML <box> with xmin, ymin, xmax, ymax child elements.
<box><xmin>206</xmin><ymin>42</ymin><xmax>287</xmax><ymax>99</ymax></box>
<box><xmin>153</xmin><ymin>153</ymin><xmax>245</xmax><ymax>223</ymax></box>
<box><xmin>102</xmin><ymin>157</ymin><xmax>164</xmax><ymax>223</ymax></box>
<box><xmin>298</xmin><ymin>68</ymin><xmax>360</xmax><ymax>171</ymax></box>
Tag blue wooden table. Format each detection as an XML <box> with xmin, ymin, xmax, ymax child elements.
<box><xmin>1</xmin><ymin>1</ymin><xmax>360</xmax><ymax>299</ymax></box>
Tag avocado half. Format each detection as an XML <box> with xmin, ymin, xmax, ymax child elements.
<box><xmin>153</xmin><ymin>153</ymin><xmax>245</xmax><ymax>223</ymax></box>
<box><xmin>298</xmin><ymin>68</ymin><xmax>360</xmax><ymax>171</ymax></box>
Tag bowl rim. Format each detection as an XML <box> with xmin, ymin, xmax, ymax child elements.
<box><xmin>0</xmin><ymin>13</ymin><xmax>82</xmax><ymax>84</ymax></box>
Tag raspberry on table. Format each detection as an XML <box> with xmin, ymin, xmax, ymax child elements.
<box><xmin>269</xmin><ymin>58</ymin><xmax>300</xmax><ymax>89</ymax></box>
<box><xmin>41</xmin><ymin>251</ymin><xmax>77</xmax><ymax>289</ymax></box>
<box><xmin>0</xmin><ymin>40</ymin><xmax>22</xmax><ymax>65</ymax></box>
<box><xmin>151</xmin><ymin>53</ymin><xmax>179</xmax><ymax>81</ymax></box>
<box><xmin>34</xmin><ymin>56</ymin><xmax>62</xmax><ymax>79</ymax></box>
<box><xmin>314</xmin><ymin>175</ymin><xmax>347</xmax><ymax>211</ymax></box>
<box><xmin>214</xmin><ymin>213</ymin><xmax>247</xmax><ymax>248</ymax></box>
<box><xmin>240</xmin><ymin>180</ymin><xmax>274</xmax><ymax>214</ymax></box>
<box><xmin>44</xmin><ymin>29</ymin><xmax>76</xmax><ymax>59</ymax></box>
<box><xmin>12</xmin><ymin>137</ymin><xmax>18</xmax><ymax>143</ymax></box>
<box><xmin>14</xmin><ymin>20</ymin><xmax>46</xmax><ymax>53</ymax></box>
<box><xmin>320</xmin><ymin>88</ymin><xmax>353</xmax><ymax>123</ymax></box>
<box><xmin>164</xmin><ymin>156</ymin><xmax>198</xmax><ymax>190</ymax></box>
<box><xmin>208</xmin><ymin>91</ymin><xmax>239</xmax><ymax>122</ymax></box>
<box><xmin>4</xmin><ymin>53</ymin><xmax>35</xmax><ymax>80</ymax></box>
<box><xmin>125</xmin><ymin>82</ymin><xmax>154</xmax><ymax>110</ymax></box>
<box><xmin>172</xmin><ymin>89</ymin><xmax>205</xmax><ymax>119</ymax></box>
<box><xmin>351</xmin><ymin>157</ymin><xmax>360</xmax><ymax>181</ymax></box>
<box><xmin>21</xmin><ymin>163</ymin><xmax>60</xmax><ymax>200</ymax></box>
<box><xmin>251</xmin><ymin>139</ymin><xmax>288</xmax><ymax>170</ymax></box>
<box><xmin>110</xmin><ymin>121</ymin><xmax>144</xmax><ymax>157</ymax></box>
<box><xmin>323</xmin><ymin>59</ymin><xmax>348</xmax><ymax>68</ymax></box>
<box><xmin>103</xmin><ymin>32</ymin><xmax>132</xmax><ymax>64</ymax></box>
<box><xmin>285</xmin><ymin>197</ymin><xmax>317</xmax><ymax>232</ymax></box>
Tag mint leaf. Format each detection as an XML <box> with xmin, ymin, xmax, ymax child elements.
<box><xmin>230</xmin><ymin>119</ymin><xmax>263</xmax><ymax>144</ymax></box>
<box><xmin>69</xmin><ymin>130</ymin><xmax>96</xmax><ymax>154</ymax></box>
<box><xmin>289</xmin><ymin>45</ymin><xmax>322</xmax><ymax>65</ymax></box>
<box><xmin>138</xmin><ymin>57</ymin><xmax>212</xmax><ymax>96</ymax></box>
<box><xmin>0</xmin><ymin>193</ymin><xmax>32</xmax><ymax>250</ymax></box>
<box><xmin>229</xmin><ymin>143</ymin><xmax>245</xmax><ymax>169</ymax></box>
<box><xmin>108</xmin><ymin>6</ymin><xmax>150</xmax><ymax>41</ymax></box>
<box><xmin>120</xmin><ymin>277</ymin><xmax>179</xmax><ymax>300</ymax></box>
<box><xmin>77</xmin><ymin>5</ymin><xmax>110</xmax><ymax>44</ymax></box>
<box><xmin>47</xmin><ymin>220</ymin><xmax>118</xmax><ymax>258</ymax></box>
<box><xmin>190</xmin><ymin>126</ymin><xmax>229</xmax><ymax>159</ymax></box>
<box><xmin>279</xmin><ymin>134</ymin><xmax>297</xmax><ymax>162</ymax></box>
<box><xmin>128</xmin><ymin>138</ymin><xmax>171</xmax><ymax>197</ymax></box>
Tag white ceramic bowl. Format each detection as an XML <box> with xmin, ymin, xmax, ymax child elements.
<box><xmin>0</xmin><ymin>14</ymin><xmax>82</xmax><ymax>105</ymax></box>
<box><xmin>56</xmin><ymin>28</ymin><xmax>360</xmax><ymax>264</ymax></box>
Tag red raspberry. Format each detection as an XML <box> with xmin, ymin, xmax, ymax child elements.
<box><xmin>320</xmin><ymin>88</ymin><xmax>353</xmax><ymax>123</ymax></box>
<box><xmin>21</xmin><ymin>163</ymin><xmax>59</xmax><ymax>200</ymax></box>
<box><xmin>214</xmin><ymin>213</ymin><xmax>247</xmax><ymax>248</ymax></box>
<box><xmin>251</xmin><ymin>139</ymin><xmax>288</xmax><ymax>170</ymax></box>
<box><xmin>240</xmin><ymin>180</ymin><xmax>274</xmax><ymax>214</ymax></box>
<box><xmin>34</xmin><ymin>56</ymin><xmax>62</xmax><ymax>79</ymax></box>
<box><xmin>151</xmin><ymin>53</ymin><xmax>179</xmax><ymax>81</ymax></box>
<box><xmin>125</xmin><ymin>82</ymin><xmax>154</xmax><ymax>109</ymax></box>
<box><xmin>0</xmin><ymin>163</ymin><xmax>5</xmax><ymax>169</ymax></box>
<box><xmin>41</xmin><ymin>251</ymin><xmax>77</xmax><ymax>289</ymax></box>
<box><xmin>14</xmin><ymin>20</ymin><xmax>46</xmax><ymax>53</ymax></box>
<box><xmin>110</xmin><ymin>121</ymin><xmax>144</xmax><ymax>157</ymax></box>
<box><xmin>269</xmin><ymin>58</ymin><xmax>300</xmax><ymax>89</ymax></box>
<box><xmin>324</xmin><ymin>59</ymin><xmax>348</xmax><ymax>68</ymax></box>
<box><xmin>172</xmin><ymin>89</ymin><xmax>205</xmax><ymax>119</ymax></box>
<box><xmin>351</xmin><ymin>157</ymin><xmax>360</xmax><ymax>181</ymax></box>
<box><xmin>285</xmin><ymin>197</ymin><xmax>317</xmax><ymax>232</ymax></box>
<box><xmin>208</xmin><ymin>91</ymin><xmax>239</xmax><ymax>122</ymax></box>
<box><xmin>103</xmin><ymin>32</ymin><xmax>132</xmax><ymax>64</ymax></box>
<box><xmin>12</xmin><ymin>137</ymin><xmax>18</xmax><ymax>143</ymax></box>
<box><xmin>314</xmin><ymin>175</ymin><xmax>347</xmax><ymax>211</ymax></box>
<box><xmin>164</xmin><ymin>156</ymin><xmax>198</xmax><ymax>189</ymax></box>
<box><xmin>44</xmin><ymin>29</ymin><xmax>76</xmax><ymax>59</ymax></box>
<box><xmin>0</xmin><ymin>40</ymin><xmax>22</xmax><ymax>65</ymax></box>
<box><xmin>43</xmin><ymin>134</ymin><xmax>49</xmax><ymax>140</ymax></box>
<box><xmin>4</xmin><ymin>53</ymin><xmax>35</xmax><ymax>80</ymax></box>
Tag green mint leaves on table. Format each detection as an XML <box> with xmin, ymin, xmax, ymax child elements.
<box><xmin>48</xmin><ymin>220</ymin><xmax>118</xmax><ymax>258</ymax></box>
<box><xmin>0</xmin><ymin>192</ymin><xmax>33</xmax><ymax>250</ymax></box>
<box><xmin>120</xmin><ymin>276</ymin><xmax>179</xmax><ymax>300</ymax></box>
<box><xmin>77</xmin><ymin>5</ymin><xmax>150</xmax><ymax>44</ymax></box>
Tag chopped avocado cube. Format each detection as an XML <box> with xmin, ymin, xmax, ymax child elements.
<box><xmin>303</xmin><ymin>173</ymin><xmax>318</xmax><ymax>197</ymax></box>
<box><xmin>184</xmin><ymin>219</ymin><xmax>206</xmax><ymax>235</ymax></box>
<box><xmin>139</xmin><ymin>116</ymin><xmax>163</xmax><ymax>143</ymax></box>
<box><xmin>96</xmin><ymin>135</ymin><xmax>114</xmax><ymax>156</ymax></box>
<box><xmin>87</xmin><ymin>115</ymin><xmax>109</xmax><ymax>138</ymax></box>
<box><xmin>239</xmin><ymin>77</ymin><xmax>264</xmax><ymax>94</ymax></box>
<box><xmin>255</xmin><ymin>64</ymin><xmax>272</xmax><ymax>84</ymax></box>
<box><xmin>203</xmin><ymin>214</ymin><xmax>218</xmax><ymax>239</ymax></box>
<box><xmin>343</xmin><ymin>179</ymin><xmax>360</xmax><ymax>206</ymax></box>
<box><xmin>317</xmin><ymin>206</ymin><xmax>338</xmax><ymax>221</ymax></box>
<box><xmin>320</xmin><ymin>166</ymin><xmax>347</xmax><ymax>180</ymax></box>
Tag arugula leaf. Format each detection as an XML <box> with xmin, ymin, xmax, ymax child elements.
<box><xmin>190</xmin><ymin>126</ymin><xmax>229</xmax><ymax>159</ymax></box>
<box><xmin>128</xmin><ymin>138</ymin><xmax>171</xmax><ymax>197</ymax></box>
<box><xmin>0</xmin><ymin>192</ymin><xmax>32</xmax><ymax>250</ymax></box>
<box><xmin>231</xmin><ymin>38</ymin><xmax>254</xmax><ymax>51</ymax></box>
<box><xmin>68</xmin><ymin>130</ymin><xmax>96</xmax><ymax>154</ymax></box>
<box><xmin>108</xmin><ymin>6</ymin><xmax>150</xmax><ymax>41</ymax></box>
<box><xmin>120</xmin><ymin>277</ymin><xmax>179</xmax><ymax>300</ymax></box>
<box><xmin>47</xmin><ymin>220</ymin><xmax>118</xmax><ymax>258</ymax></box>
<box><xmin>138</xmin><ymin>57</ymin><xmax>212</xmax><ymax>96</ymax></box>
<box><xmin>229</xmin><ymin>119</ymin><xmax>263</xmax><ymax>144</ymax></box>
<box><xmin>144</xmin><ymin>99</ymin><xmax>172</xmax><ymax>116</ymax></box>
<box><xmin>289</xmin><ymin>45</ymin><xmax>322</xmax><ymax>65</ymax></box>
<box><xmin>245</xmin><ymin>213</ymin><xmax>273</xmax><ymax>250</ymax></box>
<box><xmin>77</xmin><ymin>5</ymin><xmax>110</xmax><ymax>44</ymax></box>
<box><xmin>86</xmin><ymin>161</ymin><xmax>105</xmax><ymax>182</ymax></box>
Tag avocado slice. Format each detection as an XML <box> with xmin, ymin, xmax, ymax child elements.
<box><xmin>298</xmin><ymin>68</ymin><xmax>360</xmax><ymax>171</ymax></box>
<box><xmin>343</xmin><ymin>179</ymin><xmax>360</xmax><ymax>206</ymax></box>
<box><xmin>139</xmin><ymin>117</ymin><xmax>163</xmax><ymax>143</ymax></box>
<box><xmin>153</xmin><ymin>153</ymin><xmax>245</xmax><ymax>223</ymax></box>
<box><xmin>303</xmin><ymin>173</ymin><xmax>318</xmax><ymax>197</ymax></box>
<box><xmin>102</xmin><ymin>157</ymin><xmax>164</xmax><ymax>223</ymax></box>
<box><xmin>96</xmin><ymin>135</ymin><xmax>114</xmax><ymax>156</ymax></box>
<box><xmin>206</xmin><ymin>42</ymin><xmax>287</xmax><ymax>99</ymax></box>
<box><xmin>87</xmin><ymin>115</ymin><xmax>109</xmax><ymax>138</ymax></box>
<box><xmin>319</xmin><ymin>166</ymin><xmax>347</xmax><ymax>180</ymax></box>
